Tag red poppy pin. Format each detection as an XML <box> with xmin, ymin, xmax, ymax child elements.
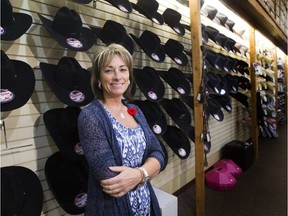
<box><xmin>127</xmin><ymin>107</ymin><xmax>137</xmax><ymax>116</ymax></box>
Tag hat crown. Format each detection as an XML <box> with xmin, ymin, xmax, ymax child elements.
<box><xmin>1</xmin><ymin>0</ymin><xmax>15</xmax><ymax>26</ymax></box>
<box><xmin>163</xmin><ymin>8</ymin><xmax>181</xmax><ymax>23</ymax></box>
<box><xmin>165</xmin><ymin>39</ymin><xmax>184</xmax><ymax>54</ymax></box>
<box><xmin>140</xmin><ymin>30</ymin><xmax>161</xmax><ymax>50</ymax></box>
<box><xmin>1</xmin><ymin>51</ymin><xmax>17</xmax><ymax>87</ymax></box>
<box><xmin>54</xmin><ymin>57</ymin><xmax>83</xmax><ymax>89</ymax></box>
<box><xmin>137</xmin><ymin>0</ymin><xmax>159</xmax><ymax>13</ymax></box>
<box><xmin>101</xmin><ymin>20</ymin><xmax>126</xmax><ymax>43</ymax></box>
<box><xmin>51</xmin><ymin>7</ymin><xmax>82</xmax><ymax>38</ymax></box>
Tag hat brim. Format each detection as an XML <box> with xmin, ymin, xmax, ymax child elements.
<box><xmin>45</xmin><ymin>152</ymin><xmax>88</xmax><ymax>215</ymax></box>
<box><xmin>131</xmin><ymin>3</ymin><xmax>164</xmax><ymax>25</ymax></box>
<box><xmin>133</xmin><ymin>67</ymin><xmax>165</xmax><ymax>102</ymax></box>
<box><xmin>130</xmin><ymin>33</ymin><xmax>166</xmax><ymax>62</ymax></box>
<box><xmin>1</xmin><ymin>13</ymin><xmax>32</xmax><ymax>41</ymax></box>
<box><xmin>43</xmin><ymin>107</ymin><xmax>84</xmax><ymax>160</ymax></box>
<box><xmin>104</xmin><ymin>0</ymin><xmax>132</xmax><ymax>13</ymax></box>
<box><xmin>161</xmin><ymin>125</ymin><xmax>191</xmax><ymax>159</ymax></box>
<box><xmin>40</xmin><ymin>62</ymin><xmax>94</xmax><ymax>107</ymax></box>
<box><xmin>1</xmin><ymin>59</ymin><xmax>35</xmax><ymax>112</ymax></box>
<box><xmin>1</xmin><ymin>166</ymin><xmax>43</xmax><ymax>216</ymax></box>
<box><xmin>38</xmin><ymin>14</ymin><xmax>95</xmax><ymax>51</ymax></box>
<box><xmin>207</xmin><ymin>98</ymin><xmax>224</xmax><ymax>121</ymax></box>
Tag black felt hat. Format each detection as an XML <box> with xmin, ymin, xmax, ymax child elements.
<box><xmin>203</xmin><ymin>26</ymin><xmax>219</xmax><ymax>43</ymax></box>
<box><xmin>130</xmin><ymin>30</ymin><xmax>165</xmax><ymax>62</ymax></box>
<box><xmin>0</xmin><ymin>0</ymin><xmax>32</xmax><ymax>41</ymax></box>
<box><xmin>90</xmin><ymin>20</ymin><xmax>134</xmax><ymax>54</ymax></box>
<box><xmin>104</xmin><ymin>0</ymin><xmax>132</xmax><ymax>13</ymax></box>
<box><xmin>161</xmin><ymin>125</ymin><xmax>191</xmax><ymax>159</ymax></box>
<box><xmin>230</xmin><ymin>92</ymin><xmax>249</xmax><ymax>108</ymax></box>
<box><xmin>207</xmin><ymin>97</ymin><xmax>224</xmax><ymax>121</ymax></box>
<box><xmin>235</xmin><ymin>60</ymin><xmax>250</xmax><ymax>75</ymax></box>
<box><xmin>133</xmin><ymin>66</ymin><xmax>165</xmax><ymax>102</ymax></box>
<box><xmin>131</xmin><ymin>0</ymin><xmax>164</xmax><ymax>25</ymax></box>
<box><xmin>1</xmin><ymin>50</ymin><xmax>35</xmax><ymax>112</ymax></box>
<box><xmin>223</xmin><ymin>73</ymin><xmax>238</xmax><ymax>93</ymax></box>
<box><xmin>132</xmin><ymin>100</ymin><xmax>167</xmax><ymax>135</ymax></box>
<box><xmin>184</xmin><ymin>24</ymin><xmax>208</xmax><ymax>44</ymax></box>
<box><xmin>160</xmin><ymin>97</ymin><xmax>191</xmax><ymax>130</ymax></box>
<box><xmin>225</xmin><ymin>38</ymin><xmax>237</xmax><ymax>52</ymax></box>
<box><xmin>1</xmin><ymin>166</ymin><xmax>43</xmax><ymax>216</ymax></box>
<box><xmin>157</xmin><ymin>67</ymin><xmax>191</xmax><ymax>96</ymax></box>
<box><xmin>43</xmin><ymin>106</ymin><xmax>84</xmax><ymax>160</ymax></box>
<box><xmin>38</xmin><ymin>7</ymin><xmax>95</xmax><ymax>51</ymax></box>
<box><xmin>162</xmin><ymin>8</ymin><xmax>185</xmax><ymax>36</ymax></box>
<box><xmin>215</xmin><ymin>33</ymin><xmax>229</xmax><ymax>50</ymax></box>
<box><xmin>180</xmin><ymin>95</ymin><xmax>194</xmax><ymax>110</ymax></box>
<box><xmin>201</xmin><ymin>5</ymin><xmax>218</xmax><ymax>20</ymax></box>
<box><xmin>203</xmin><ymin>50</ymin><xmax>221</xmax><ymax>70</ymax></box>
<box><xmin>210</xmin><ymin>94</ymin><xmax>232</xmax><ymax>113</ymax></box>
<box><xmin>206</xmin><ymin>72</ymin><xmax>226</xmax><ymax>95</ymax></box>
<box><xmin>45</xmin><ymin>152</ymin><xmax>88</xmax><ymax>215</ymax></box>
<box><xmin>235</xmin><ymin>76</ymin><xmax>251</xmax><ymax>90</ymax></box>
<box><xmin>40</xmin><ymin>57</ymin><xmax>94</xmax><ymax>107</ymax></box>
<box><xmin>164</xmin><ymin>39</ymin><xmax>188</xmax><ymax>66</ymax></box>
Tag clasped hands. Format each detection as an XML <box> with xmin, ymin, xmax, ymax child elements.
<box><xmin>101</xmin><ymin>166</ymin><xmax>143</xmax><ymax>198</ymax></box>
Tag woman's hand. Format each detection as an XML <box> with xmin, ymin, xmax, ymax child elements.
<box><xmin>100</xmin><ymin>166</ymin><xmax>142</xmax><ymax>198</ymax></box>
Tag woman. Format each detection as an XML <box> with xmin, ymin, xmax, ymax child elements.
<box><xmin>78</xmin><ymin>43</ymin><xmax>166</xmax><ymax>216</ymax></box>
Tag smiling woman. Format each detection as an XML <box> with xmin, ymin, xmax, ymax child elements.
<box><xmin>78</xmin><ymin>44</ymin><xmax>166</xmax><ymax>216</ymax></box>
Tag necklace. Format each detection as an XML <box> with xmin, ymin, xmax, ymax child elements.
<box><xmin>104</xmin><ymin>102</ymin><xmax>126</xmax><ymax>119</ymax></box>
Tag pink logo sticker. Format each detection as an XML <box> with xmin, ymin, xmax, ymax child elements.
<box><xmin>0</xmin><ymin>27</ymin><xmax>5</xmax><ymax>35</ymax></box>
<box><xmin>74</xmin><ymin>193</ymin><xmax>87</xmax><ymax>208</ymax></box>
<box><xmin>69</xmin><ymin>90</ymin><xmax>85</xmax><ymax>103</ymax></box>
<box><xmin>66</xmin><ymin>38</ymin><xmax>83</xmax><ymax>48</ymax></box>
<box><xmin>74</xmin><ymin>142</ymin><xmax>84</xmax><ymax>155</ymax></box>
<box><xmin>0</xmin><ymin>89</ymin><xmax>15</xmax><ymax>103</ymax></box>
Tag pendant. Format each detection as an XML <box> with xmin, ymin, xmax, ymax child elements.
<box><xmin>120</xmin><ymin>112</ymin><xmax>125</xmax><ymax>119</ymax></box>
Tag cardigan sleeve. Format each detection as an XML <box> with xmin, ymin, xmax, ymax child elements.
<box><xmin>78</xmin><ymin>107</ymin><xmax>119</xmax><ymax>181</ymax></box>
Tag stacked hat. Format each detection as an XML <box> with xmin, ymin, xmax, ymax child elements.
<box><xmin>1</xmin><ymin>0</ymin><xmax>32</xmax><ymax>41</ymax></box>
<box><xmin>131</xmin><ymin>0</ymin><xmax>164</xmax><ymax>25</ymax></box>
<box><xmin>133</xmin><ymin>66</ymin><xmax>165</xmax><ymax>102</ymax></box>
<box><xmin>210</xmin><ymin>94</ymin><xmax>232</xmax><ymax>113</ymax></box>
<box><xmin>203</xmin><ymin>26</ymin><xmax>220</xmax><ymax>43</ymax></box>
<box><xmin>201</xmin><ymin>5</ymin><xmax>218</xmax><ymax>20</ymax></box>
<box><xmin>1</xmin><ymin>50</ymin><xmax>35</xmax><ymax>112</ymax></box>
<box><xmin>162</xmin><ymin>8</ymin><xmax>185</xmax><ymax>36</ymax></box>
<box><xmin>1</xmin><ymin>166</ymin><xmax>43</xmax><ymax>216</ymax></box>
<box><xmin>161</xmin><ymin>125</ymin><xmax>191</xmax><ymax>159</ymax></box>
<box><xmin>43</xmin><ymin>106</ymin><xmax>84</xmax><ymax>160</ymax></box>
<box><xmin>230</xmin><ymin>92</ymin><xmax>249</xmax><ymax>108</ymax></box>
<box><xmin>38</xmin><ymin>7</ymin><xmax>94</xmax><ymax>51</ymax></box>
<box><xmin>215</xmin><ymin>33</ymin><xmax>229</xmax><ymax>50</ymax></box>
<box><xmin>157</xmin><ymin>67</ymin><xmax>191</xmax><ymax>96</ymax></box>
<box><xmin>103</xmin><ymin>0</ymin><xmax>132</xmax><ymax>13</ymax></box>
<box><xmin>90</xmin><ymin>20</ymin><xmax>134</xmax><ymax>54</ymax></box>
<box><xmin>45</xmin><ymin>151</ymin><xmax>88</xmax><ymax>215</ymax></box>
<box><xmin>207</xmin><ymin>97</ymin><xmax>224</xmax><ymax>121</ymax></box>
<box><xmin>203</xmin><ymin>49</ymin><xmax>221</xmax><ymax>70</ymax></box>
<box><xmin>223</xmin><ymin>73</ymin><xmax>238</xmax><ymax>93</ymax></box>
<box><xmin>132</xmin><ymin>100</ymin><xmax>167</xmax><ymax>135</ymax></box>
<box><xmin>130</xmin><ymin>30</ymin><xmax>165</xmax><ymax>62</ymax></box>
<box><xmin>40</xmin><ymin>57</ymin><xmax>94</xmax><ymax>107</ymax></box>
<box><xmin>160</xmin><ymin>97</ymin><xmax>191</xmax><ymax>130</ymax></box>
<box><xmin>214</xmin><ymin>12</ymin><xmax>228</xmax><ymax>26</ymax></box>
<box><xmin>164</xmin><ymin>39</ymin><xmax>188</xmax><ymax>66</ymax></box>
<box><xmin>206</xmin><ymin>72</ymin><xmax>226</xmax><ymax>95</ymax></box>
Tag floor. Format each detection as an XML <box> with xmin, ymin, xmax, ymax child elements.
<box><xmin>175</xmin><ymin>124</ymin><xmax>287</xmax><ymax>216</ymax></box>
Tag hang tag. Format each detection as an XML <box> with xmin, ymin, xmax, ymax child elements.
<box><xmin>197</xmin><ymin>86</ymin><xmax>203</xmax><ymax>102</ymax></box>
<box><xmin>206</xmin><ymin>132</ymin><xmax>211</xmax><ymax>142</ymax></box>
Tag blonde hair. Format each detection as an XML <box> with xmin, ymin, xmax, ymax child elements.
<box><xmin>91</xmin><ymin>44</ymin><xmax>134</xmax><ymax>100</ymax></box>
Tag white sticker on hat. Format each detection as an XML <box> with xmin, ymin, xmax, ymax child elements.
<box><xmin>226</xmin><ymin>105</ymin><xmax>231</xmax><ymax>111</ymax></box>
<box><xmin>173</xmin><ymin>27</ymin><xmax>181</xmax><ymax>34</ymax></box>
<box><xmin>118</xmin><ymin>5</ymin><xmax>129</xmax><ymax>12</ymax></box>
<box><xmin>74</xmin><ymin>193</ymin><xmax>87</xmax><ymax>208</ymax></box>
<box><xmin>214</xmin><ymin>114</ymin><xmax>220</xmax><ymax>121</ymax></box>
<box><xmin>178</xmin><ymin>148</ymin><xmax>186</xmax><ymax>157</ymax></box>
<box><xmin>148</xmin><ymin>91</ymin><xmax>157</xmax><ymax>100</ymax></box>
<box><xmin>66</xmin><ymin>38</ymin><xmax>83</xmax><ymax>48</ymax></box>
<box><xmin>69</xmin><ymin>90</ymin><xmax>85</xmax><ymax>103</ymax></box>
<box><xmin>153</xmin><ymin>124</ymin><xmax>162</xmax><ymax>134</ymax></box>
<box><xmin>0</xmin><ymin>27</ymin><xmax>5</xmax><ymax>36</ymax></box>
<box><xmin>214</xmin><ymin>87</ymin><xmax>219</xmax><ymax>94</ymax></box>
<box><xmin>74</xmin><ymin>142</ymin><xmax>84</xmax><ymax>155</ymax></box>
<box><xmin>220</xmin><ymin>89</ymin><xmax>226</xmax><ymax>95</ymax></box>
<box><xmin>152</xmin><ymin>18</ymin><xmax>160</xmax><ymax>24</ymax></box>
<box><xmin>177</xmin><ymin>87</ymin><xmax>185</xmax><ymax>95</ymax></box>
<box><xmin>174</xmin><ymin>57</ymin><xmax>182</xmax><ymax>65</ymax></box>
<box><xmin>151</xmin><ymin>53</ymin><xmax>160</xmax><ymax>61</ymax></box>
<box><xmin>0</xmin><ymin>89</ymin><xmax>15</xmax><ymax>103</ymax></box>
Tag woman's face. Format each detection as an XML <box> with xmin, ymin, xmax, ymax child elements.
<box><xmin>100</xmin><ymin>55</ymin><xmax>130</xmax><ymax>99</ymax></box>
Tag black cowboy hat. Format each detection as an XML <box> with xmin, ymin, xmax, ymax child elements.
<box><xmin>43</xmin><ymin>106</ymin><xmax>84</xmax><ymax>160</ymax></box>
<box><xmin>162</xmin><ymin>8</ymin><xmax>185</xmax><ymax>36</ymax></box>
<box><xmin>207</xmin><ymin>97</ymin><xmax>224</xmax><ymax>121</ymax></box>
<box><xmin>164</xmin><ymin>39</ymin><xmax>188</xmax><ymax>66</ymax></box>
<box><xmin>235</xmin><ymin>60</ymin><xmax>250</xmax><ymax>75</ymax></box>
<box><xmin>104</xmin><ymin>0</ymin><xmax>132</xmax><ymax>13</ymax></box>
<box><xmin>1</xmin><ymin>166</ymin><xmax>43</xmax><ymax>216</ymax></box>
<box><xmin>1</xmin><ymin>50</ymin><xmax>35</xmax><ymax>112</ymax></box>
<box><xmin>38</xmin><ymin>7</ymin><xmax>94</xmax><ymax>51</ymax></box>
<box><xmin>206</xmin><ymin>72</ymin><xmax>226</xmax><ymax>95</ymax></box>
<box><xmin>157</xmin><ymin>67</ymin><xmax>191</xmax><ymax>96</ymax></box>
<box><xmin>160</xmin><ymin>97</ymin><xmax>191</xmax><ymax>130</ymax></box>
<box><xmin>210</xmin><ymin>94</ymin><xmax>232</xmax><ymax>113</ymax></box>
<box><xmin>132</xmin><ymin>100</ymin><xmax>167</xmax><ymax>135</ymax></box>
<box><xmin>223</xmin><ymin>73</ymin><xmax>238</xmax><ymax>93</ymax></box>
<box><xmin>131</xmin><ymin>0</ymin><xmax>164</xmax><ymax>25</ymax></box>
<box><xmin>215</xmin><ymin>33</ymin><xmax>229</xmax><ymax>50</ymax></box>
<box><xmin>184</xmin><ymin>24</ymin><xmax>208</xmax><ymax>44</ymax></box>
<box><xmin>90</xmin><ymin>20</ymin><xmax>134</xmax><ymax>54</ymax></box>
<box><xmin>45</xmin><ymin>151</ymin><xmax>88</xmax><ymax>215</ymax></box>
<box><xmin>0</xmin><ymin>0</ymin><xmax>32</xmax><ymax>41</ymax></box>
<box><xmin>235</xmin><ymin>76</ymin><xmax>251</xmax><ymax>90</ymax></box>
<box><xmin>130</xmin><ymin>30</ymin><xmax>165</xmax><ymax>62</ymax></box>
<box><xmin>40</xmin><ymin>57</ymin><xmax>93</xmax><ymax>107</ymax></box>
<box><xmin>180</xmin><ymin>95</ymin><xmax>194</xmax><ymax>110</ymax></box>
<box><xmin>133</xmin><ymin>66</ymin><xmax>165</xmax><ymax>102</ymax></box>
<box><xmin>230</xmin><ymin>92</ymin><xmax>249</xmax><ymax>108</ymax></box>
<box><xmin>203</xmin><ymin>49</ymin><xmax>220</xmax><ymax>70</ymax></box>
<box><xmin>161</xmin><ymin>125</ymin><xmax>191</xmax><ymax>159</ymax></box>
<box><xmin>203</xmin><ymin>26</ymin><xmax>219</xmax><ymax>43</ymax></box>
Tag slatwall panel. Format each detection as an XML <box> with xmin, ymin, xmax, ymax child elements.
<box><xmin>1</xmin><ymin>0</ymin><xmax>250</xmax><ymax>215</ymax></box>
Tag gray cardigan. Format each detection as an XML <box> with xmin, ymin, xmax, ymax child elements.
<box><xmin>78</xmin><ymin>99</ymin><xmax>165</xmax><ymax>216</ymax></box>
